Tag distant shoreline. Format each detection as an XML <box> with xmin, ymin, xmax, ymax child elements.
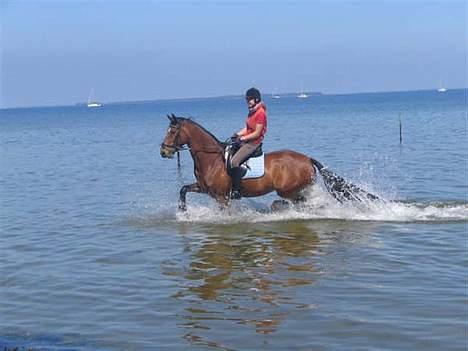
<box><xmin>1</xmin><ymin>87</ymin><xmax>466</xmax><ymax>111</ymax></box>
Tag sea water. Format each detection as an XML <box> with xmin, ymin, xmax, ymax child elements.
<box><xmin>0</xmin><ymin>90</ymin><xmax>467</xmax><ymax>350</ymax></box>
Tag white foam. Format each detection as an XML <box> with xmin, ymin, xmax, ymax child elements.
<box><xmin>174</xmin><ymin>186</ymin><xmax>468</xmax><ymax>224</ymax></box>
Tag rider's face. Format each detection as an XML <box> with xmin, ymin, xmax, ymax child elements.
<box><xmin>246</xmin><ymin>97</ymin><xmax>256</xmax><ymax>108</ymax></box>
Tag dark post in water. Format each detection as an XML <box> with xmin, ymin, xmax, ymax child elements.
<box><xmin>399</xmin><ymin>113</ymin><xmax>402</xmax><ymax>144</ymax></box>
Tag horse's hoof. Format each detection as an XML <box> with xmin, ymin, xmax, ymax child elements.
<box><xmin>271</xmin><ymin>200</ymin><xmax>290</xmax><ymax>212</ymax></box>
<box><xmin>178</xmin><ymin>203</ymin><xmax>187</xmax><ymax>211</ymax></box>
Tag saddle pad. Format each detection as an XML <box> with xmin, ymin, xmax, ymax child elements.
<box><xmin>243</xmin><ymin>154</ymin><xmax>265</xmax><ymax>179</ymax></box>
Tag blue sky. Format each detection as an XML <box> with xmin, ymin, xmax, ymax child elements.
<box><xmin>1</xmin><ymin>0</ymin><xmax>466</xmax><ymax>108</ymax></box>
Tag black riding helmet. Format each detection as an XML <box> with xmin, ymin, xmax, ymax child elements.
<box><xmin>245</xmin><ymin>87</ymin><xmax>261</xmax><ymax>103</ymax></box>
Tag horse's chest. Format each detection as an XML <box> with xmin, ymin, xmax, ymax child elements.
<box><xmin>195</xmin><ymin>166</ymin><xmax>227</xmax><ymax>191</ymax></box>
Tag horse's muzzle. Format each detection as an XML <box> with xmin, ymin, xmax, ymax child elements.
<box><xmin>160</xmin><ymin>145</ymin><xmax>175</xmax><ymax>158</ymax></box>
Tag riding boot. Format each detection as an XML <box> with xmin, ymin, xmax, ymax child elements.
<box><xmin>230</xmin><ymin>167</ymin><xmax>242</xmax><ymax>199</ymax></box>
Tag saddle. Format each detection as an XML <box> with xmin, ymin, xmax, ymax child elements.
<box><xmin>224</xmin><ymin>142</ymin><xmax>265</xmax><ymax>179</ymax></box>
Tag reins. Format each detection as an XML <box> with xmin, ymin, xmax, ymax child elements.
<box><xmin>161</xmin><ymin>142</ymin><xmax>223</xmax><ymax>154</ymax></box>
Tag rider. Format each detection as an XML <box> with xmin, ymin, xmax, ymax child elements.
<box><xmin>230</xmin><ymin>87</ymin><xmax>267</xmax><ymax>199</ymax></box>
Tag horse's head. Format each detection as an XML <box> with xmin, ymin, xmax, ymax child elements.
<box><xmin>160</xmin><ymin>114</ymin><xmax>188</xmax><ymax>158</ymax></box>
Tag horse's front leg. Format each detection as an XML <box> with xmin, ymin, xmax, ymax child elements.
<box><xmin>214</xmin><ymin>194</ymin><xmax>229</xmax><ymax>210</ymax></box>
<box><xmin>179</xmin><ymin>183</ymin><xmax>202</xmax><ymax>211</ymax></box>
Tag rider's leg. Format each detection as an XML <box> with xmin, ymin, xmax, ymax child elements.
<box><xmin>230</xmin><ymin>143</ymin><xmax>258</xmax><ymax>199</ymax></box>
<box><xmin>230</xmin><ymin>167</ymin><xmax>242</xmax><ymax>199</ymax></box>
<box><xmin>230</xmin><ymin>142</ymin><xmax>258</xmax><ymax>168</ymax></box>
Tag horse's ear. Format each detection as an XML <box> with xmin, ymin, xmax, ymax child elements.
<box><xmin>167</xmin><ymin>114</ymin><xmax>176</xmax><ymax>124</ymax></box>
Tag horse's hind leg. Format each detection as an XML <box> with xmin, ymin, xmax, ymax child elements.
<box><xmin>277</xmin><ymin>189</ymin><xmax>307</xmax><ymax>203</ymax></box>
<box><xmin>271</xmin><ymin>199</ymin><xmax>290</xmax><ymax>211</ymax></box>
<box><xmin>293</xmin><ymin>194</ymin><xmax>307</xmax><ymax>205</ymax></box>
<box><xmin>271</xmin><ymin>190</ymin><xmax>307</xmax><ymax>211</ymax></box>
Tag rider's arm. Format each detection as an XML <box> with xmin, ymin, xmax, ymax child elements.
<box><xmin>236</xmin><ymin>128</ymin><xmax>247</xmax><ymax>136</ymax></box>
<box><xmin>240</xmin><ymin>123</ymin><xmax>263</xmax><ymax>142</ymax></box>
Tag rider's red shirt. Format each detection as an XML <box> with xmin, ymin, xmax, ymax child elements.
<box><xmin>246</xmin><ymin>104</ymin><xmax>267</xmax><ymax>145</ymax></box>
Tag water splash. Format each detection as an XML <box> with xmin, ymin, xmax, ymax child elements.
<box><xmin>173</xmin><ymin>187</ymin><xmax>467</xmax><ymax>224</ymax></box>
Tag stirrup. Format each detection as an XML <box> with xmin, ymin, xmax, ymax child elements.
<box><xmin>230</xmin><ymin>189</ymin><xmax>241</xmax><ymax>200</ymax></box>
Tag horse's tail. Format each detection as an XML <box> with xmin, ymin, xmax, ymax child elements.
<box><xmin>310</xmin><ymin>158</ymin><xmax>324</xmax><ymax>171</ymax></box>
<box><xmin>310</xmin><ymin>158</ymin><xmax>379</xmax><ymax>203</ymax></box>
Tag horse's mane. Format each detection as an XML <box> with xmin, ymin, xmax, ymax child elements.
<box><xmin>176</xmin><ymin>117</ymin><xmax>223</xmax><ymax>145</ymax></box>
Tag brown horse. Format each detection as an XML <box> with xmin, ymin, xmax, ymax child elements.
<box><xmin>160</xmin><ymin>114</ymin><xmax>378</xmax><ymax>210</ymax></box>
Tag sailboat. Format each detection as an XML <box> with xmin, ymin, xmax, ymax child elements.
<box><xmin>297</xmin><ymin>91</ymin><xmax>308</xmax><ymax>98</ymax></box>
<box><xmin>87</xmin><ymin>88</ymin><xmax>103</xmax><ymax>107</ymax></box>
<box><xmin>437</xmin><ymin>79</ymin><xmax>447</xmax><ymax>93</ymax></box>
<box><xmin>271</xmin><ymin>89</ymin><xmax>281</xmax><ymax>99</ymax></box>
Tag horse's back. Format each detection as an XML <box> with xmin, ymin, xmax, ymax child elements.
<box><xmin>264</xmin><ymin>149</ymin><xmax>315</xmax><ymax>176</ymax></box>
<box><xmin>265</xmin><ymin>149</ymin><xmax>307</xmax><ymax>156</ymax></box>
<box><xmin>265</xmin><ymin>149</ymin><xmax>311</xmax><ymax>163</ymax></box>
<box><xmin>254</xmin><ymin>149</ymin><xmax>315</xmax><ymax>198</ymax></box>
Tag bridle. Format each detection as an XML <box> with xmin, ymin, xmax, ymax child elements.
<box><xmin>160</xmin><ymin>122</ymin><xmax>189</xmax><ymax>152</ymax></box>
<box><xmin>161</xmin><ymin>121</ymin><xmax>223</xmax><ymax>155</ymax></box>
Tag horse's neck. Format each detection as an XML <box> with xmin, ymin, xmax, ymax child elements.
<box><xmin>185</xmin><ymin>123</ymin><xmax>221</xmax><ymax>151</ymax></box>
<box><xmin>185</xmin><ymin>123</ymin><xmax>225</xmax><ymax>176</ymax></box>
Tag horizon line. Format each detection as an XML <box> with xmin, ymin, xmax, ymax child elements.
<box><xmin>1</xmin><ymin>87</ymin><xmax>466</xmax><ymax>111</ymax></box>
